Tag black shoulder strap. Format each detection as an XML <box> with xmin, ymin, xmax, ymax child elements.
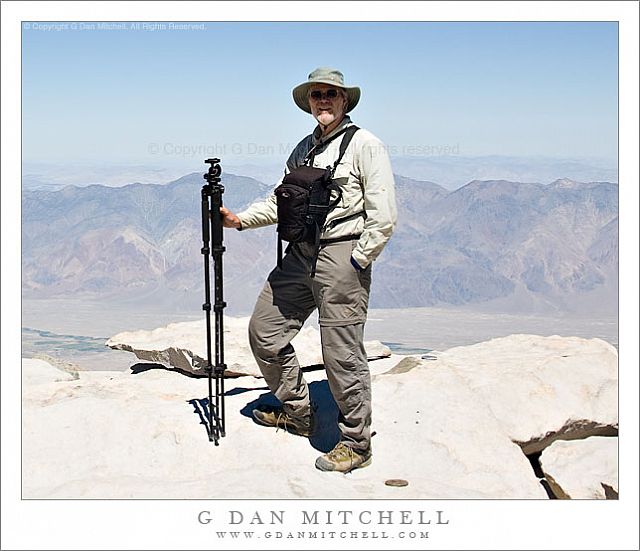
<box><xmin>331</xmin><ymin>125</ymin><xmax>359</xmax><ymax>175</ymax></box>
<box><xmin>304</xmin><ymin>124</ymin><xmax>360</xmax><ymax>166</ymax></box>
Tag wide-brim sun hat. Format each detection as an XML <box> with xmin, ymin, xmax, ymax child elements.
<box><xmin>292</xmin><ymin>67</ymin><xmax>361</xmax><ymax>114</ymax></box>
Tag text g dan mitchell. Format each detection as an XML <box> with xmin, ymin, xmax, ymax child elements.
<box><xmin>197</xmin><ymin>509</ymin><xmax>450</xmax><ymax>526</ymax></box>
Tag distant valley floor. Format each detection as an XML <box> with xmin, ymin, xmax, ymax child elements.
<box><xmin>19</xmin><ymin>298</ymin><xmax>618</xmax><ymax>372</ymax></box>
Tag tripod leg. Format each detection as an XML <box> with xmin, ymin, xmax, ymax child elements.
<box><xmin>210</xmin><ymin>186</ymin><xmax>227</xmax><ymax>439</ymax></box>
<box><xmin>217</xmin><ymin>312</ymin><xmax>226</xmax><ymax>437</ymax></box>
<box><xmin>201</xmin><ymin>186</ymin><xmax>218</xmax><ymax>445</ymax></box>
<box><xmin>202</xmin><ymin>158</ymin><xmax>226</xmax><ymax>444</ymax></box>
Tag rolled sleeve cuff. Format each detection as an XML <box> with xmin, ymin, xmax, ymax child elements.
<box><xmin>236</xmin><ymin>213</ymin><xmax>248</xmax><ymax>230</ymax></box>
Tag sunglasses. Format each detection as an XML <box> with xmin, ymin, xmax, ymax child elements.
<box><xmin>309</xmin><ymin>88</ymin><xmax>340</xmax><ymax>100</ymax></box>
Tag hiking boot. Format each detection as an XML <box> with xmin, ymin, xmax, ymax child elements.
<box><xmin>315</xmin><ymin>442</ymin><xmax>372</xmax><ymax>473</ymax></box>
<box><xmin>252</xmin><ymin>405</ymin><xmax>314</xmax><ymax>437</ymax></box>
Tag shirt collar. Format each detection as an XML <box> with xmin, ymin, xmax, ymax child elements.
<box><xmin>312</xmin><ymin>115</ymin><xmax>353</xmax><ymax>145</ymax></box>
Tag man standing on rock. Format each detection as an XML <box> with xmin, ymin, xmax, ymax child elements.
<box><xmin>220</xmin><ymin>67</ymin><xmax>397</xmax><ymax>473</ymax></box>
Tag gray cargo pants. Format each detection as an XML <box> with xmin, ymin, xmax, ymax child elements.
<box><xmin>248</xmin><ymin>239</ymin><xmax>372</xmax><ymax>453</ymax></box>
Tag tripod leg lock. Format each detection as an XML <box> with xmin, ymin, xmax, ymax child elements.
<box><xmin>213</xmin><ymin>301</ymin><xmax>227</xmax><ymax>312</ymax></box>
<box><xmin>201</xmin><ymin>246</ymin><xmax>210</xmax><ymax>254</ymax></box>
<box><xmin>214</xmin><ymin>363</ymin><xmax>227</xmax><ymax>375</ymax></box>
<box><xmin>203</xmin><ymin>302</ymin><xmax>211</xmax><ymax>311</ymax></box>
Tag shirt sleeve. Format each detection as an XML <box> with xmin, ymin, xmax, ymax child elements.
<box><xmin>236</xmin><ymin>191</ymin><xmax>279</xmax><ymax>230</ymax></box>
<box><xmin>351</xmin><ymin>137</ymin><xmax>397</xmax><ymax>269</ymax></box>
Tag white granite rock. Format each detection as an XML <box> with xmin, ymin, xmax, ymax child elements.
<box><xmin>106</xmin><ymin>316</ymin><xmax>391</xmax><ymax>376</ymax></box>
<box><xmin>435</xmin><ymin>335</ymin><xmax>618</xmax><ymax>453</ymax></box>
<box><xmin>22</xmin><ymin>355</ymin><xmax>546</xmax><ymax>499</ymax></box>
<box><xmin>24</xmin><ymin>333</ymin><xmax>616</xmax><ymax>499</ymax></box>
<box><xmin>539</xmin><ymin>436</ymin><xmax>618</xmax><ymax>499</ymax></box>
<box><xmin>22</xmin><ymin>357</ymin><xmax>78</xmax><ymax>386</ymax></box>
<box><xmin>370</xmin><ymin>359</ymin><xmax>546</xmax><ymax>499</ymax></box>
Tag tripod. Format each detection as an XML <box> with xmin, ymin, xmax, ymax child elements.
<box><xmin>201</xmin><ymin>158</ymin><xmax>227</xmax><ymax>444</ymax></box>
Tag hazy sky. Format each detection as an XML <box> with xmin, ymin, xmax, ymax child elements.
<box><xmin>22</xmin><ymin>21</ymin><xmax>618</xmax><ymax>166</ymax></box>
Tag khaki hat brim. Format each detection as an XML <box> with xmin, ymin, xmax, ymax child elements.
<box><xmin>292</xmin><ymin>80</ymin><xmax>361</xmax><ymax>114</ymax></box>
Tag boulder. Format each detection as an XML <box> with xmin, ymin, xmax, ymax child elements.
<box><xmin>435</xmin><ymin>335</ymin><xmax>618</xmax><ymax>453</ymax></box>
<box><xmin>370</xmin><ymin>360</ymin><xmax>547</xmax><ymax>498</ymax></box>
<box><xmin>106</xmin><ymin>316</ymin><xmax>391</xmax><ymax>376</ymax></box>
<box><xmin>22</xmin><ymin>357</ymin><xmax>78</xmax><ymax>386</ymax></box>
<box><xmin>540</xmin><ymin>436</ymin><xmax>618</xmax><ymax>499</ymax></box>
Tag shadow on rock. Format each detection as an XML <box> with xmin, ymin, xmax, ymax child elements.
<box><xmin>240</xmin><ymin>380</ymin><xmax>340</xmax><ymax>453</ymax></box>
<box><xmin>187</xmin><ymin>397</ymin><xmax>212</xmax><ymax>436</ymax></box>
<box><xmin>308</xmin><ymin>380</ymin><xmax>341</xmax><ymax>453</ymax></box>
<box><xmin>132</xmin><ymin>362</ymin><xmax>202</xmax><ymax>379</ymax></box>
<box><xmin>131</xmin><ymin>362</ymin><xmax>245</xmax><ymax>379</ymax></box>
<box><xmin>187</xmin><ymin>386</ymin><xmax>269</xmax><ymax>438</ymax></box>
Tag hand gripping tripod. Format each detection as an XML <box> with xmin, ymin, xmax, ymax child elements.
<box><xmin>201</xmin><ymin>158</ymin><xmax>227</xmax><ymax>444</ymax></box>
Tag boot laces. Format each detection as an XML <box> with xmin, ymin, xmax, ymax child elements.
<box><xmin>327</xmin><ymin>443</ymin><xmax>358</xmax><ymax>465</ymax></box>
<box><xmin>275</xmin><ymin>411</ymin><xmax>288</xmax><ymax>434</ymax></box>
<box><xmin>275</xmin><ymin>411</ymin><xmax>308</xmax><ymax>434</ymax></box>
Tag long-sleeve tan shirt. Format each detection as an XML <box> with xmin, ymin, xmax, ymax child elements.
<box><xmin>237</xmin><ymin>116</ymin><xmax>397</xmax><ymax>269</ymax></box>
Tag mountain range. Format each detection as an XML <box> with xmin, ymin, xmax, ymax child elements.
<box><xmin>21</xmin><ymin>172</ymin><xmax>618</xmax><ymax>315</ymax></box>
<box><xmin>22</xmin><ymin>155</ymin><xmax>617</xmax><ymax>192</ymax></box>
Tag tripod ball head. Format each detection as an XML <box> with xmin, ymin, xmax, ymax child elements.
<box><xmin>204</xmin><ymin>158</ymin><xmax>222</xmax><ymax>180</ymax></box>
